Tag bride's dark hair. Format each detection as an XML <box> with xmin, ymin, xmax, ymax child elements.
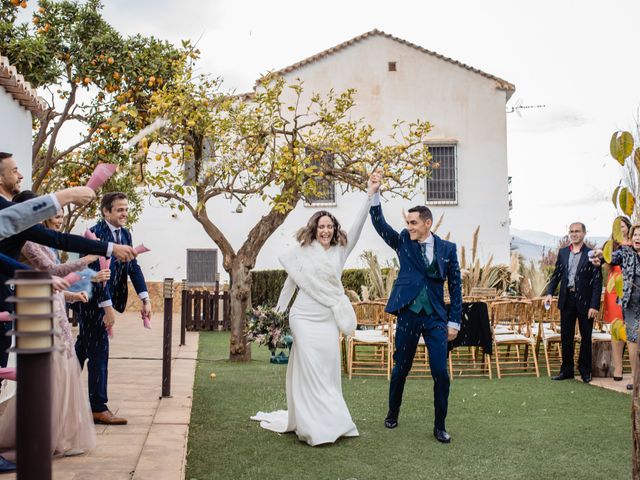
<box><xmin>296</xmin><ymin>210</ymin><xmax>348</xmax><ymax>247</ymax></box>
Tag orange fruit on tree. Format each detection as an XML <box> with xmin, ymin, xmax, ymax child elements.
<box><xmin>107</xmin><ymin>57</ymin><xmax>114</xmax><ymax>64</ymax></box>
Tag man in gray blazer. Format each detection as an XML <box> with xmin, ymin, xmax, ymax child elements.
<box><xmin>0</xmin><ymin>186</ymin><xmax>95</xmax><ymax>240</ymax></box>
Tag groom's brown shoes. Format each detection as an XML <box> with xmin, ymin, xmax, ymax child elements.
<box><xmin>93</xmin><ymin>409</ymin><xmax>127</xmax><ymax>425</ymax></box>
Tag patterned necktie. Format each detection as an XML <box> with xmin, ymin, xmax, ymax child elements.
<box><xmin>420</xmin><ymin>242</ymin><xmax>429</xmax><ymax>263</ymax></box>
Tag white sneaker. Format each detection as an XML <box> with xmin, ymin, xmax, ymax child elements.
<box><xmin>64</xmin><ymin>448</ymin><xmax>85</xmax><ymax>457</ymax></box>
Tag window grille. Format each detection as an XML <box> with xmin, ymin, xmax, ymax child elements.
<box><xmin>425</xmin><ymin>145</ymin><xmax>457</xmax><ymax>205</ymax></box>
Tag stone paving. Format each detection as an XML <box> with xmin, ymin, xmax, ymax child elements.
<box><xmin>4</xmin><ymin>311</ymin><xmax>198</xmax><ymax>480</ymax></box>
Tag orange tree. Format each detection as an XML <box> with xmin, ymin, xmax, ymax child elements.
<box><xmin>145</xmin><ymin>64</ymin><xmax>436</xmax><ymax>361</ymax></box>
<box><xmin>0</xmin><ymin>0</ymin><xmax>191</xmax><ymax>226</ymax></box>
<box><xmin>607</xmin><ymin>130</ymin><xmax>640</xmax><ymax>479</ymax></box>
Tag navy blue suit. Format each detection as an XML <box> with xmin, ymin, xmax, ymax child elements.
<box><xmin>546</xmin><ymin>245</ymin><xmax>602</xmax><ymax>377</ymax></box>
<box><xmin>370</xmin><ymin>204</ymin><xmax>462</xmax><ymax>431</ymax></box>
<box><xmin>73</xmin><ymin>220</ymin><xmax>147</xmax><ymax>412</ymax></box>
<box><xmin>0</xmin><ymin>196</ymin><xmax>110</xmax><ymax>367</ymax></box>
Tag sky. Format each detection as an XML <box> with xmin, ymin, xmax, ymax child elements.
<box><xmin>22</xmin><ymin>0</ymin><xmax>640</xmax><ymax>237</ymax></box>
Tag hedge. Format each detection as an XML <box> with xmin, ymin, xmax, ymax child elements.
<box><xmin>251</xmin><ymin>268</ymin><xmax>370</xmax><ymax>307</ymax></box>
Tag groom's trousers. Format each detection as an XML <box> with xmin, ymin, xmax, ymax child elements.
<box><xmin>75</xmin><ymin>308</ymin><xmax>110</xmax><ymax>413</ymax></box>
<box><xmin>388</xmin><ymin>308</ymin><xmax>450</xmax><ymax>430</ymax></box>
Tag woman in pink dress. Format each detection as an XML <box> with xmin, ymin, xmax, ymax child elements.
<box><xmin>0</xmin><ymin>192</ymin><xmax>109</xmax><ymax>458</ymax></box>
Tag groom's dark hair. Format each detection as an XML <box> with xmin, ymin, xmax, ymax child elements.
<box><xmin>408</xmin><ymin>205</ymin><xmax>433</xmax><ymax>223</ymax></box>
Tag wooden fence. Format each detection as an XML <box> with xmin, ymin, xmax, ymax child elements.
<box><xmin>181</xmin><ymin>285</ymin><xmax>230</xmax><ymax>331</ymax></box>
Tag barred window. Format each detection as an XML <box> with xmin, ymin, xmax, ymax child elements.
<box><xmin>425</xmin><ymin>145</ymin><xmax>457</xmax><ymax>205</ymax></box>
<box><xmin>305</xmin><ymin>150</ymin><xmax>336</xmax><ymax>206</ymax></box>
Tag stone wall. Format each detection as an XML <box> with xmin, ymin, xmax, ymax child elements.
<box><xmin>124</xmin><ymin>281</ymin><xmax>228</xmax><ymax>313</ymax></box>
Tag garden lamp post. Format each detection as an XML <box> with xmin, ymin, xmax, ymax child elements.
<box><xmin>7</xmin><ymin>270</ymin><xmax>56</xmax><ymax>480</ymax></box>
<box><xmin>161</xmin><ymin>277</ymin><xmax>173</xmax><ymax>398</ymax></box>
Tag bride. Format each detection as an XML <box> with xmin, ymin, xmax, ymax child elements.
<box><xmin>251</xmin><ymin>173</ymin><xmax>379</xmax><ymax>446</ymax></box>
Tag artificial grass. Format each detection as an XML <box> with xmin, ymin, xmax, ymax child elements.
<box><xmin>186</xmin><ymin>332</ymin><xmax>631</xmax><ymax>480</ymax></box>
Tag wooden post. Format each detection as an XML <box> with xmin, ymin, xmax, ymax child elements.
<box><xmin>193</xmin><ymin>291</ymin><xmax>202</xmax><ymax>331</ymax></box>
<box><xmin>179</xmin><ymin>280</ymin><xmax>187</xmax><ymax>346</ymax></box>
<box><xmin>185</xmin><ymin>290</ymin><xmax>193</xmax><ymax>331</ymax></box>
<box><xmin>213</xmin><ymin>277</ymin><xmax>220</xmax><ymax>330</ymax></box>
<box><xmin>223</xmin><ymin>287</ymin><xmax>230</xmax><ymax>331</ymax></box>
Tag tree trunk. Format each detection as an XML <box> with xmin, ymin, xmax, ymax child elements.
<box><xmin>228</xmin><ymin>258</ymin><xmax>252</xmax><ymax>362</ymax></box>
<box><xmin>633</xmin><ymin>348</ymin><xmax>640</xmax><ymax>479</ymax></box>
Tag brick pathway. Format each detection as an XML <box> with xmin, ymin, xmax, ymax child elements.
<box><xmin>4</xmin><ymin>311</ymin><xmax>198</xmax><ymax>480</ymax></box>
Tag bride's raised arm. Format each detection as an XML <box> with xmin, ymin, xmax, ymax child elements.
<box><xmin>345</xmin><ymin>193</ymin><xmax>374</xmax><ymax>258</ymax></box>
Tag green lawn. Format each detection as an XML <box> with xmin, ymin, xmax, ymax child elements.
<box><xmin>186</xmin><ymin>332</ymin><xmax>631</xmax><ymax>480</ymax></box>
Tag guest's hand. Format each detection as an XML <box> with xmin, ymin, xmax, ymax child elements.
<box><xmin>55</xmin><ymin>186</ymin><xmax>96</xmax><ymax>208</ymax></box>
<box><xmin>103</xmin><ymin>307</ymin><xmax>116</xmax><ymax>328</ymax></box>
<box><xmin>52</xmin><ymin>276</ymin><xmax>70</xmax><ymax>292</ymax></box>
<box><xmin>141</xmin><ymin>299</ymin><xmax>152</xmax><ymax>318</ymax></box>
<box><xmin>112</xmin><ymin>244</ymin><xmax>137</xmax><ymax>262</ymax></box>
<box><xmin>447</xmin><ymin>327</ymin><xmax>458</xmax><ymax>341</ymax></box>
<box><xmin>590</xmin><ymin>249</ymin><xmax>603</xmax><ymax>265</ymax></box>
<box><xmin>91</xmin><ymin>269</ymin><xmax>111</xmax><ymax>283</ymax></box>
<box><xmin>67</xmin><ymin>291</ymin><xmax>88</xmax><ymax>303</ymax></box>
<box><xmin>588</xmin><ymin>308</ymin><xmax>599</xmax><ymax>319</ymax></box>
<box><xmin>367</xmin><ymin>170</ymin><xmax>382</xmax><ymax>195</ymax></box>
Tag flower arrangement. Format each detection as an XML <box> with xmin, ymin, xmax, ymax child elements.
<box><xmin>245</xmin><ymin>306</ymin><xmax>292</xmax><ymax>351</ymax></box>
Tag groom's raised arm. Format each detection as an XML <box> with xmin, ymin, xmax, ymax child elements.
<box><xmin>367</xmin><ymin>172</ymin><xmax>401</xmax><ymax>251</ymax></box>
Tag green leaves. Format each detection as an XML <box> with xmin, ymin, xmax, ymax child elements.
<box><xmin>618</xmin><ymin>187</ymin><xmax>636</xmax><ymax>216</ymax></box>
<box><xmin>607</xmin><ymin>272</ymin><xmax>624</xmax><ymax>298</ymax></box>
<box><xmin>610</xmin><ymin>131</ymin><xmax>634</xmax><ymax>165</ymax></box>
<box><xmin>612</xmin><ymin>185</ymin><xmax>621</xmax><ymax>208</ymax></box>
<box><xmin>603</xmin><ymin>240</ymin><xmax>613</xmax><ymax>264</ymax></box>
<box><xmin>612</xmin><ymin>217</ymin><xmax>625</xmax><ymax>243</ymax></box>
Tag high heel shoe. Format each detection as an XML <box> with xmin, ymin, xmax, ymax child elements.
<box><xmin>627</xmin><ymin>384</ymin><xmax>633</xmax><ymax>390</ymax></box>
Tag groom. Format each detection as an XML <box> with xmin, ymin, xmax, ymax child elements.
<box><xmin>368</xmin><ymin>173</ymin><xmax>462</xmax><ymax>443</ymax></box>
<box><xmin>74</xmin><ymin>192</ymin><xmax>152</xmax><ymax>425</ymax></box>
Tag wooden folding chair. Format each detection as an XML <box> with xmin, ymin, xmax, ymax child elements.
<box><xmin>491</xmin><ymin>300</ymin><xmax>540</xmax><ymax>378</ymax></box>
<box><xmin>531</xmin><ymin>297</ymin><xmax>562</xmax><ymax>376</ymax></box>
<box><xmin>469</xmin><ymin>287</ymin><xmax>498</xmax><ymax>299</ymax></box>
<box><xmin>348</xmin><ymin>302</ymin><xmax>393</xmax><ymax>379</ymax></box>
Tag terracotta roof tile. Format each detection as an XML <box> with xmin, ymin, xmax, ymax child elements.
<box><xmin>261</xmin><ymin>29</ymin><xmax>515</xmax><ymax>95</ymax></box>
<box><xmin>0</xmin><ymin>54</ymin><xmax>47</xmax><ymax>115</ymax></box>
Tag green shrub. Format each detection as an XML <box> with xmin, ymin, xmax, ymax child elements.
<box><xmin>251</xmin><ymin>268</ymin><xmax>370</xmax><ymax>307</ymax></box>
<box><xmin>251</xmin><ymin>270</ymin><xmax>288</xmax><ymax>308</ymax></box>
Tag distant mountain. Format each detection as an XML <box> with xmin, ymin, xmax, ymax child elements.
<box><xmin>510</xmin><ymin>228</ymin><xmax>608</xmax><ymax>263</ymax></box>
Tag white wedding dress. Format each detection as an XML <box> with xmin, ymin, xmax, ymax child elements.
<box><xmin>251</xmin><ymin>195</ymin><xmax>372</xmax><ymax>446</ymax></box>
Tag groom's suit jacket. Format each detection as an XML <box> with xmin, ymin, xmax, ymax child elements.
<box><xmin>370</xmin><ymin>204</ymin><xmax>462</xmax><ymax>328</ymax></box>
<box><xmin>73</xmin><ymin>220</ymin><xmax>147</xmax><ymax>318</ymax></box>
